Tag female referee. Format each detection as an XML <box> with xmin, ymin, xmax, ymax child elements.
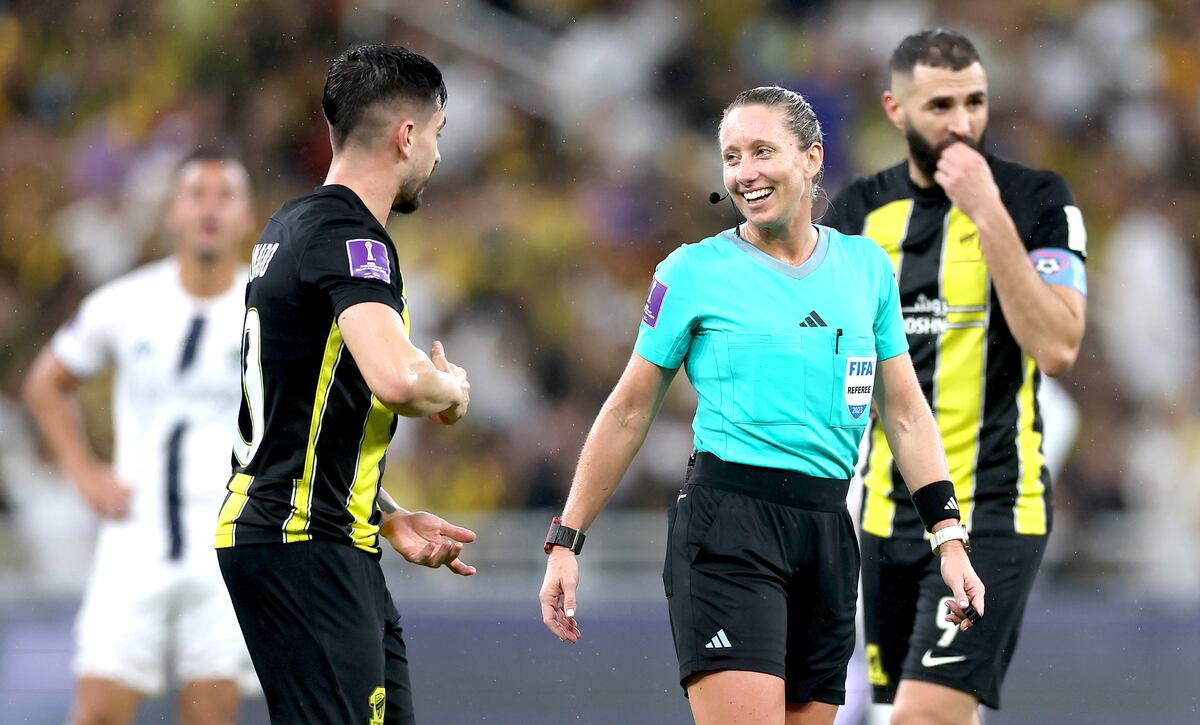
<box><xmin>539</xmin><ymin>86</ymin><xmax>985</xmax><ymax>725</ymax></box>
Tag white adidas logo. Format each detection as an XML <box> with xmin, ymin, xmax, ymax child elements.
<box><xmin>944</xmin><ymin>498</ymin><xmax>959</xmax><ymax>510</ymax></box>
<box><xmin>704</xmin><ymin>629</ymin><xmax>732</xmax><ymax>649</ymax></box>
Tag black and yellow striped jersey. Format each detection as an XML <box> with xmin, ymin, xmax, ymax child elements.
<box><xmin>824</xmin><ymin>155</ymin><xmax>1086</xmax><ymax>539</ymax></box>
<box><xmin>216</xmin><ymin>184</ymin><xmax>408</xmax><ymax>556</ymax></box>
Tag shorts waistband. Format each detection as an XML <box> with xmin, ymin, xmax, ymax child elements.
<box><xmin>688</xmin><ymin>452</ymin><xmax>849</xmax><ymax>512</ymax></box>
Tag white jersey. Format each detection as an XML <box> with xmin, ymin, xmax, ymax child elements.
<box><xmin>52</xmin><ymin>257</ymin><xmax>247</xmax><ymax>562</ymax></box>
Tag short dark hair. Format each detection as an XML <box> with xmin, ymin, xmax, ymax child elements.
<box><xmin>322</xmin><ymin>43</ymin><xmax>447</xmax><ymax>150</ymax></box>
<box><xmin>176</xmin><ymin>146</ymin><xmax>239</xmax><ymax>173</ymax></box>
<box><xmin>889</xmin><ymin>29</ymin><xmax>981</xmax><ymax>75</ymax></box>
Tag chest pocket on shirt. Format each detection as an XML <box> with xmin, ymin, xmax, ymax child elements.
<box><xmin>830</xmin><ymin>335</ymin><xmax>877</xmax><ymax>428</ymax></box>
<box><xmin>728</xmin><ymin>333</ymin><xmax>806</xmax><ymax>425</ymax></box>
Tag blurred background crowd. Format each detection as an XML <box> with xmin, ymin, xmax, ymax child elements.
<box><xmin>1</xmin><ymin>0</ymin><xmax>1199</xmax><ymax>605</ymax></box>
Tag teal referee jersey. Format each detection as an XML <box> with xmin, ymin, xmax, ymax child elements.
<box><xmin>635</xmin><ymin>225</ymin><xmax>908</xmax><ymax>479</ymax></box>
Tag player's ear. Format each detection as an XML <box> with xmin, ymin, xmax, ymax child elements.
<box><xmin>882</xmin><ymin>90</ymin><xmax>906</xmax><ymax>132</ymax></box>
<box><xmin>395</xmin><ymin>119</ymin><xmax>416</xmax><ymax>161</ymax></box>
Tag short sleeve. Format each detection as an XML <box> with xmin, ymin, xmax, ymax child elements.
<box><xmin>873</xmin><ymin>249</ymin><xmax>909</xmax><ymax>361</ymax></box>
<box><xmin>50</xmin><ymin>286</ymin><xmax>118</xmax><ymax>379</ymax></box>
<box><xmin>1027</xmin><ymin>172</ymin><xmax>1087</xmax><ymax>259</ymax></box>
<box><xmin>300</xmin><ymin>223</ymin><xmax>403</xmax><ymax>319</ymax></box>
<box><xmin>633</xmin><ymin>247</ymin><xmax>698</xmax><ymax>369</ymax></box>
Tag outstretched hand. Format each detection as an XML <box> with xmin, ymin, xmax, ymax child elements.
<box><xmin>381</xmin><ymin>510</ymin><xmax>477</xmax><ymax>576</ymax></box>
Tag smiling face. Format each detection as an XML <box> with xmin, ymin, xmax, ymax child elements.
<box><xmin>718</xmin><ymin>104</ymin><xmax>823</xmax><ymax>233</ymax></box>
<box><xmin>885</xmin><ymin>61</ymin><xmax>989</xmax><ymax>183</ymax></box>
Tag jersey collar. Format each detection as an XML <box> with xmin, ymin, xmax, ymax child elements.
<box><xmin>722</xmin><ymin>225</ymin><xmax>829</xmax><ymax>281</ymax></box>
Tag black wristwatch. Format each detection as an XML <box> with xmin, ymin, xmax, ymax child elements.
<box><xmin>544</xmin><ymin>516</ymin><xmax>585</xmax><ymax>555</ymax></box>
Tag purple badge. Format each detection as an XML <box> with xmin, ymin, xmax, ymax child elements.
<box><xmin>345</xmin><ymin>239</ymin><xmax>391</xmax><ymax>283</ymax></box>
<box><xmin>643</xmin><ymin>277</ymin><xmax>669</xmax><ymax>328</ymax></box>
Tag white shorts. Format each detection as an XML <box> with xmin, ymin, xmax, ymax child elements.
<box><xmin>74</xmin><ymin>525</ymin><xmax>257</xmax><ymax>696</ymax></box>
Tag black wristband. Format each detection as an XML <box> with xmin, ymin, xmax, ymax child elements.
<box><xmin>911</xmin><ymin>480</ymin><xmax>960</xmax><ymax>533</ymax></box>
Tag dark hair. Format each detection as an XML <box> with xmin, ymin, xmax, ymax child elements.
<box><xmin>889</xmin><ymin>29</ymin><xmax>981</xmax><ymax>75</ymax></box>
<box><xmin>322</xmin><ymin>43</ymin><xmax>447</xmax><ymax>150</ymax></box>
<box><xmin>720</xmin><ymin>85</ymin><xmax>824</xmax><ymax>193</ymax></box>
<box><xmin>176</xmin><ymin>146</ymin><xmax>240</xmax><ymax>174</ymax></box>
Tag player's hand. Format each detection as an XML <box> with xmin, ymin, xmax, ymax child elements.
<box><xmin>73</xmin><ymin>463</ymin><xmax>132</xmax><ymax>519</ymax></box>
<box><xmin>939</xmin><ymin>542</ymin><xmax>985</xmax><ymax>631</ymax></box>
<box><xmin>539</xmin><ymin>547</ymin><xmax>582</xmax><ymax>643</ymax></box>
<box><xmin>381</xmin><ymin>510</ymin><xmax>477</xmax><ymax>576</ymax></box>
<box><xmin>934</xmin><ymin>142</ymin><xmax>1002</xmax><ymax>220</ymax></box>
<box><xmin>428</xmin><ymin>340</ymin><xmax>470</xmax><ymax>425</ymax></box>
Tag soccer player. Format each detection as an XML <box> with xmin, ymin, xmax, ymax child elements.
<box><xmin>540</xmin><ymin>86</ymin><xmax>984</xmax><ymax>725</ymax></box>
<box><xmin>822</xmin><ymin>30</ymin><xmax>1088</xmax><ymax>724</ymax></box>
<box><xmin>214</xmin><ymin>44</ymin><xmax>475</xmax><ymax>725</ymax></box>
<box><xmin>22</xmin><ymin>149</ymin><xmax>257</xmax><ymax>725</ymax></box>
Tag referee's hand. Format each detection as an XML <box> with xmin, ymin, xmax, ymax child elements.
<box><xmin>939</xmin><ymin>542</ymin><xmax>986</xmax><ymax>631</ymax></box>
<box><xmin>540</xmin><ymin>548</ymin><xmax>582</xmax><ymax>643</ymax></box>
<box><xmin>381</xmin><ymin>511</ymin><xmax>477</xmax><ymax>576</ymax></box>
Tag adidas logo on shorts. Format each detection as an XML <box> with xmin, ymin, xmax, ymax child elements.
<box><xmin>704</xmin><ymin>629</ymin><xmax>732</xmax><ymax>649</ymax></box>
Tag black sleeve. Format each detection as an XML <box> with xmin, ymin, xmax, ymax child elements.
<box><xmin>299</xmin><ymin>222</ymin><xmax>404</xmax><ymax>319</ymax></box>
<box><xmin>1022</xmin><ymin>171</ymin><xmax>1087</xmax><ymax>260</ymax></box>
<box><xmin>820</xmin><ymin>180</ymin><xmax>865</xmax><ymax>235</ymax></box>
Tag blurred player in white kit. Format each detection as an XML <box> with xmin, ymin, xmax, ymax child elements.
<box><xmin>22</xmin><ymin>148</ymin><xmax>257</xmax><ymax>725</ymax></box>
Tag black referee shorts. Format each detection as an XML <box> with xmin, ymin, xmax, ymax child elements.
<box><xmin>218</xmin><ymin>541</ymin><xmax>413</xmax><ymax>724</ymax></box>
<box><xmin>861</xmin><ymin>531</ymin><xmax>1047</xmax><ymax>709</ymax></box>
<box><xmin>663</xmin><ymin>452</ymin><xmax>858</xmax><ymax>705</ymax></box>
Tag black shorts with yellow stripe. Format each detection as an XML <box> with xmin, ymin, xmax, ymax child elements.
<box><xmin>861</xmin><ymin>531</ymin><xmax>1047</xmax><ymax>709</ymax></box>
<box><xmin>218</xmin><ymin>540</ymin><xmax>412</xmax><ymax>724</ymax></box>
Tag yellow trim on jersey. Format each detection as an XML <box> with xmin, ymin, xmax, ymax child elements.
<box><xmin>215</xmin><ymin>473</ymin><xmax>254</xmax><ymax>548</ymax></box>
<box><xmin>860</xmin><ymin>199</ymin><xmax>913</xmax><ymax>537</ymax></box>
<box><xmin>347</xmin><ymin>396</ymin><xmax>394</xmax><ymax>553</ymax></box>
<box><xmin>283</xmin><ymin>322</ymin><xmax>343</xmax><ymax>543</ymax></box>
<box><xmin>862</xmin><ymin>198</ymin><xmax>912</xmax><ymax>267</ymax></box>
<box><xmin>1014</xmin><ymin>355</ymin><xmax>1048</xmax><ymax>534</ymax></box>
<box><xmin>935</xmin><ymin>209</ymin><xmax>989</xmax><ymax>529</ymax></box>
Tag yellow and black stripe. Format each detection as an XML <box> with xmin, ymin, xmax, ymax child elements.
<box><xmin>216</xmin><ymin>183</ymin><xmax>408</xmax><ymax>556</ymax></box>
<box><xmin>825</xmin><ymin>156</ymin><xmax>1071</xmax><ymax>538</ymax></box>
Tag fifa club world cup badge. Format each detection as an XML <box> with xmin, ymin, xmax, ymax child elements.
<box><xmin>643</xmin><ymin>277</ymin><xmax>668</xmax><ymax>328</ymax></box>
<box><xmin>844</xmin><ymin>357</ymin><xmax>876</xmax><ymax>420</ymax></box>
<box><xmin>346</xmin><ymin>239</ymin><xmax>391</xmax><ymax>284</ymax></box>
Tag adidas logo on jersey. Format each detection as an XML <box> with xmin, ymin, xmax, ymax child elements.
<box><xmin>704</xmin><ymin>629</ymin><xmax>732</xmax><ymax>649</ymax></box>
<box><xmin>797</xmin><ymin>310</ymin><xmax>827</xmax><ymax>328</ymax></box>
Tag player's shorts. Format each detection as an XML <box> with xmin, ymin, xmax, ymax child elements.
<box><xmin>861</xmin><ymin>531</ymin><xmax>1047</xmax><ymax>709</ymax></box>
<box><xmin>218</xmin><ymin>540</ymin><xmax>412</xmax><ymax>725</ymax></box>
<box><xmin>74</xmin><ymin>525</ymin><xmax>256</xmax><ymax>696</ymax></box>
<box><xmin>663</xmin><ymin>452</ymin><xmax>858</xmax><ymax>705</ymax></box>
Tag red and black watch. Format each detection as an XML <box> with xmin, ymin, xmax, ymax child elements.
<box><xmin>544</xmin><ymin>516</ymin><xmax>585</xmax><ymax>555</ymax></box>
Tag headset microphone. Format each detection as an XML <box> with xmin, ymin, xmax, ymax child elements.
<box><xmin>709</xmin><ymin>190</ymin><xmax>742</xmax><ymax>238</ymax></box>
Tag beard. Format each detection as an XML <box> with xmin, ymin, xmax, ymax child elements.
<box><xmin>391</xmin><ymin>161</ymin><xmax>437</xmax><ymax>215</ymax></box>
<box><xmin>905</xmin><ymin>125</ymin><xmax>985</xmax><ymax>183</ymax></box>
<box><xmin>391</xmin><ymin>184</ymin><xmax>424</xmax><ymax>215</ymax></box>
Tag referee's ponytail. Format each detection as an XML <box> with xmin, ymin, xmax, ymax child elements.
<box><xmin>720</xmin><ymin>86</ymin><xmax>824</xmax><ymax>200</ymax></box>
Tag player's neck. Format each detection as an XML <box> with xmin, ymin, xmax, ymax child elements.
<box><xmin>907</xmin><ymin>158</ymin><xmax>936</xmax><ymax>189</ymax></box>
<box><xmin>324</xmin><ymin>157</ymin><xmax>395</xmax><ymax>227</ymax></box>
<box><xmin>740</xmin><ymin>213</ymin><xmax>818</xmax><ymax>267</ymax></box>
<box><xmin>178</xmin><ymin>254</ymin><xmax>237</xmax><ymax>299</ymax></box>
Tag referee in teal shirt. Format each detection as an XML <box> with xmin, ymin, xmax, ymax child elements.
<box><xmin>540</xmin><ymin>87</ymin><xmax>985</xmax><ymax>725</ymax></box>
